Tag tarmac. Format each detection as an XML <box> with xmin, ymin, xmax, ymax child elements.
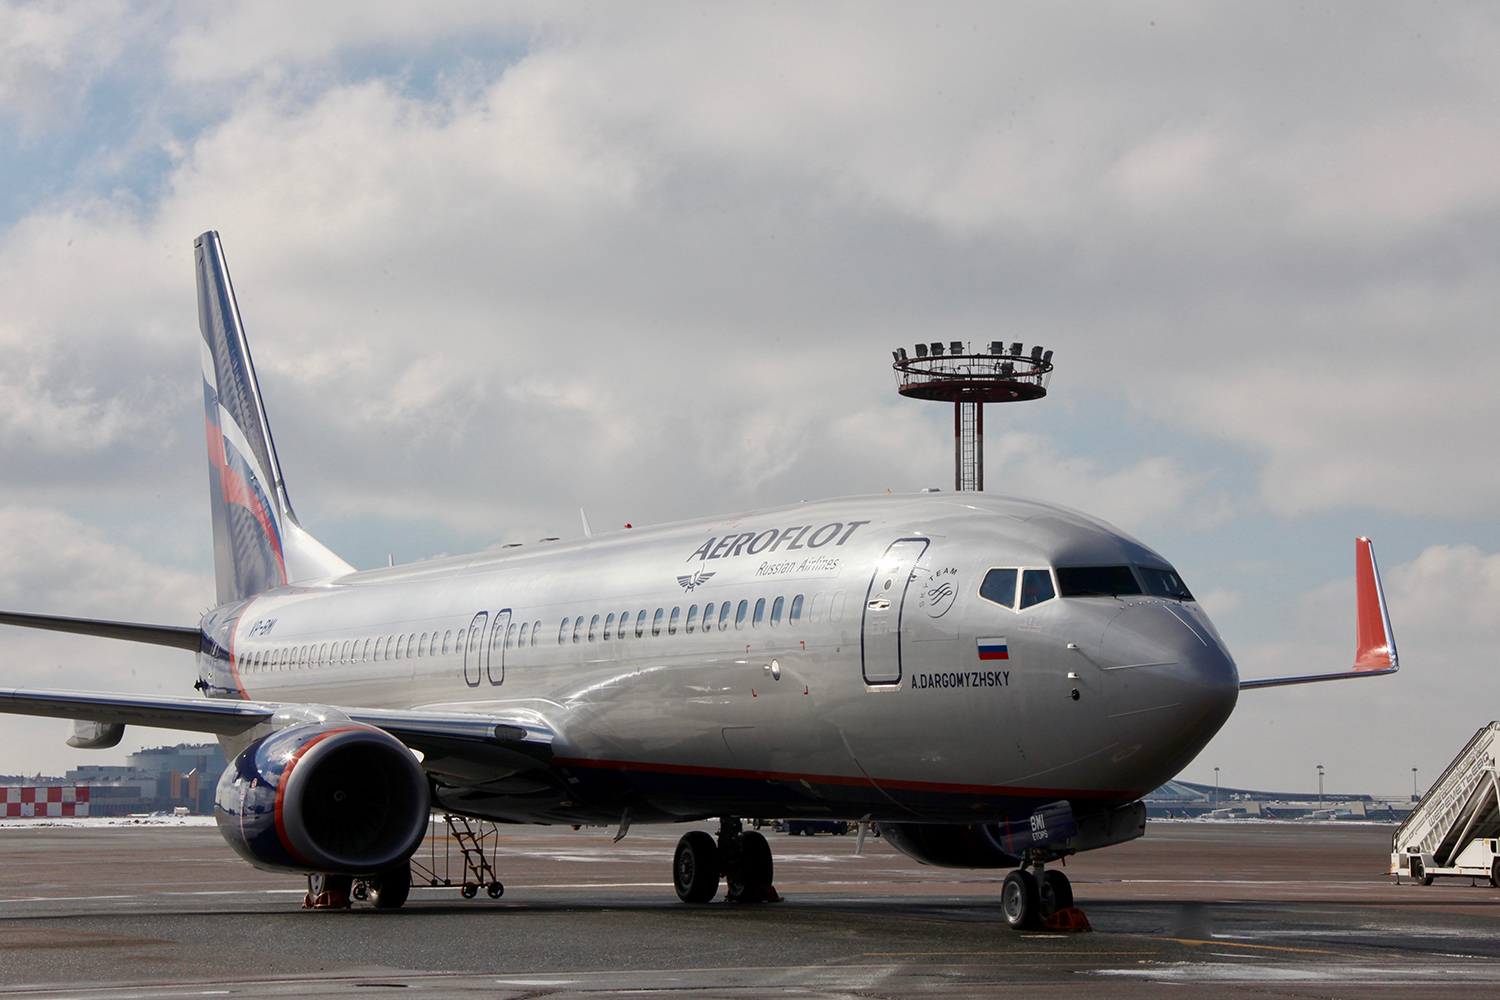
<box><xmin>0</xmin><ymin>817</ymin><xmax>1497</xmax><ymax>998</ymax></box>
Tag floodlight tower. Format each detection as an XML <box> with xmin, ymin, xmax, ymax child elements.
<box><xmin>892</xmin><ymin>340</ymin><xmax>1055</xmax><ymax>491</ymax></box>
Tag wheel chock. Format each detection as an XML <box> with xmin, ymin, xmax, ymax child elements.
<box><xmin>302</xmin><ymin>890</ymin><xmax>352</xmax><ymax>910</ymax></box>
<box><xmin>1041</xmin><ymin>907</ymin><xmax>1091</xmax><ymax>932</ymax></box>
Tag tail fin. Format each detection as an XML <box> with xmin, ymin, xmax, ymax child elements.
<box><xmin>195</xmin><ymin>231</ymin><xmax>353</xmax><ymax>604</ymax></box>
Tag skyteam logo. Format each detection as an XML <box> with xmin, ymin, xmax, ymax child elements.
<box><xmin>919</xmin><ymin>566</ymin><xmax>959</xmax><ymax>618</ymax></box>
<box><xmin>677</xmin><ymin>570</ymin><xmax>715</xmax><ymax>592</ymax></box>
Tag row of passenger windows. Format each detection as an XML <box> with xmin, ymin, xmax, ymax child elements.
<box><xmin>978</xmin><ymin>564</ymin><xmax>1195</xmax><ymax>611</ymax></box>
<box><xmin>237</xmin><ymin>626</ymin><xmax>492</xmax><ymax>673</ymax></box>
<box><xmin>555</xmin><ymin>592</ymin><xmax>847</xmax><ymax>643</ymax></box>
<box><xmin>235</xmin><ymin>591</ymin><xmax>850</xmax><ymax>673</ymax></box>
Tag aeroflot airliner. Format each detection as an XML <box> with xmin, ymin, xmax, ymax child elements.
<box><xmin>0</xmin><ymin>232</ymin><xmax>1399</xmax><ymax>928</ymax></box>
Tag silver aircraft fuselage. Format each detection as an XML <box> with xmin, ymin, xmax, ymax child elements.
<box><xmin>198</xmin><ymin>492</ymin><xmax>1239</xmax><ymax>826</ymax></box>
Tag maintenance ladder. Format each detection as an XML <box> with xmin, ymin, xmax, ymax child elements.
<box><xmin>409</xmin><ymin>813</ymin><xmax>505</xmax><ymax>899</ymax></box>
<box><xmin>1391</xmin><ymin>721</ymin><xmax>1500</xmax><ymax>884</ymax></box>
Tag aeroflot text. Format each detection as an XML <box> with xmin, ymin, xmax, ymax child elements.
<box><xmin>686</xmin><ymin>521</ymin><xmax>870</xmax><ymax>562</ymax></box>
<box><xmin>913</xmin><ymin>670</ymin><xmax>1011</xmax><ymax>689</ymax></box>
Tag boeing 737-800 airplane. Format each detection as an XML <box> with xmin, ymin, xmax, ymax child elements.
<box><xmin>0</xmin><ymin>232</ymin><xmax>1398</xmax><ymax>928</ymax></box>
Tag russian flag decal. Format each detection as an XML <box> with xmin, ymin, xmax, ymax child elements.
<box><xmin>977</xmin><ymin>637</ymin><xmax>1009</xmax><ymax>661</ymax></box>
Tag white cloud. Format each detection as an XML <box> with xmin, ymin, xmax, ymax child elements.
<box><xmin>0</xmin><ymin>1</ymin><xmax>131</xmax><ymax>129</ymax></box>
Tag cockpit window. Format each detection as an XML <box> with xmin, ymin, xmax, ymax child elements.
<box><xmin>1019</xmin><ymin>569</ymin><xmax>1056</xmax><ymax>609</ymax></box>
<box><xmin>979</xmin><ymin>568</ymin><xmax>1017</xmax><ymax>608</ymax></box>
<box><xmin>1139</xmin><ymin>566</ymin><xmax>1194</xmax><ymax>601</ymax></box>
<box><xmin>1056</xmin><ymin>566</ymin><xmax>1142</xmax><ymax>598</ymax></box>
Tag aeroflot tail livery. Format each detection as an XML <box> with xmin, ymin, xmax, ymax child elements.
<box><xmin>0</xmin><ymin>232</ymin><xmax>1399</xmax><ymax>926</ymax></box>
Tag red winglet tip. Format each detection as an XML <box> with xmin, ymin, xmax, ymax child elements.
<box><xmin>1353</xmin><ymin>537</ymin><xmax>1396</xmax><ymax>672</ymax></box>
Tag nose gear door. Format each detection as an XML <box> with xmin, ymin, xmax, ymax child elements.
<box><xmin>861</xmin><ymin>538</ymin><xmax>929</xmax><ymax>684</ymax></box>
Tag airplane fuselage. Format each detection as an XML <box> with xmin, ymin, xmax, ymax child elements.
<box><xmin>197</xmin><ymin>492</ymin><xmax>1239</xmax><ymax>827</ymax></box>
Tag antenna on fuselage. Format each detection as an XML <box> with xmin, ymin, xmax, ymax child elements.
<box><xmin>891</xmin><ymin>340</ymin><xmax>1055</xmax><ymax>491</ymax></box>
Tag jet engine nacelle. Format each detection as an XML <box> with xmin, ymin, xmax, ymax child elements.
<box><xmin>214</xmin><ymin>718</ymin><xmax>430</xmax><ymax>875</ymax></box>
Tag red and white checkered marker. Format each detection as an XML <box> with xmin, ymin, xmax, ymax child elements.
<box><xmin>1</xmin><ymin>785</ymin><xmax>89</xmax><ymax>817</ymax></box>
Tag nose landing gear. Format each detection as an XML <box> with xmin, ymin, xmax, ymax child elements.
<box><xmin>673</xmin><ymin>817</ymin><xmax>781</xmax><ymax>904</ymax></box>
<box><xmin>1001</xmin><ymin>857</ymin><xmax>1078</xmax><ymax>930</ymax></box>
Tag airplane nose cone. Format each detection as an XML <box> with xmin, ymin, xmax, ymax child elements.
<box><xmin>1097</xmin><ymin>601</ymin><xmax>1239</xmax><ymax>788</ymax></box>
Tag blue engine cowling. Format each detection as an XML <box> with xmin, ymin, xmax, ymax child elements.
<box><xmin>215</xmin><ymin>719</ymin><xmax>430</xmax><ymax>875</ymax></box>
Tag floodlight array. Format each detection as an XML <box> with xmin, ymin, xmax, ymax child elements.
<box><xmin>891</xmin><ymin>340</ymin><xmax>1054</xmax><ymax>403</ymax></box>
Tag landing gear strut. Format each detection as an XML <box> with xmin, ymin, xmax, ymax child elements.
<box><xmin>1001</xmin><ymin>857</ymin><xmax>1073</xmax><ymax>930</ymax></box>
<box><xmin>672</xmin><ymin>817</ymin><xmax>780</xmax><ymax>904</ymax></box>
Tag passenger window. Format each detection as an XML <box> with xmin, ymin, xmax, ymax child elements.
<box><xmin>733</xmin><ymin>600</ymin><xmax>747</xmax><ymax>629</ymax></box>
<box><xmin>790</xmin><ymin>594</ymin><xmax>803</xmax><ymax>623</ymax></box>
<box><xmin>441</xmin><ymin>631</ymin><xmax>450</xmax><ymax>655</ymax></box>
<box><xmin>604</xmin><ymin>613</ymin><xmax>615</xmax><ymax>640</ymax></box>
<box><xmin>532</xmin><ymin>621</ymin><xmax>541</xmax><ymax>645</ymax></box>
<box><xmin>1020</xmin><ymin>569</ymin><xmax>1057</xmax><ymax>609</ymax></box>
<box><xmin>636</xmin><ymin>610</ymin><xmax>647</xmax><ymax>638</ymax></box>
<box><xmin>700</xmin><ymin>603</ymin><xmax>713</xmax><ymax>632</ymax></box>
<box><xmin>386</xmin><ymin>636</ymin><xmax>396</xmax><ymax>660</ymax></box>
<box><xmin>829</xmin><ymin>592</ymin><xmax>845</xmax><ymax>623</ymax></box>
<box><xmin>519</xmin><ymin>622</ymin><xmax>530</xmax><ymax>647</ymax></box>
<box><xmin>362</xmin><ymin>638</ymin><xmax>372</xmax><ymax>661</ymax></box>
<box><xmin>753</xmin><ymin>598</ymin><xmax>765</xmax><ymax>627</ymax></box>
<box><xmin>559</xmin><ymin>618</ymin><xmax>570</xmax><ymax>644</ymax></box>
<box><xmin>652</xmin><ymin>608</ymin><xmax>664</xmax><ymax>636</ymax></box>
<box><xmin>669</xmin><ymin>607</ymin><xmax>680</xmax><ymax>634</ymax></box>
<box><xmin>395</xmin><ymin>635</ymin><xmax>405</xmax><ymax>660</ymax></box>
<box><xmin>573</xmin><ymin>617</ymin><xmax>584</xmax><ymax>643</ymax></box>
<box><xmin>618</xmin><ymin>611</ymin><xmax>630</xmax><ymax>638</ymax></box>
<box><xmin>342</xmin><ymin>640</ymin><xmax>352</xmax><ymax>662</ymax></box>
<box><xmin>771</xmin><ymin>596</ymin><xmax>784</xmax><ymax>626</ymax></box>
<box><xmin>319</xmin><ymin>643</ymin><xmax>329</xmax><ymax>664</ymax></box>
<box><xmin>508</xmin><ymin>622</ymin><xmax>518</xmax><ymax>648</ymax></box>
<box><xmin>809</xmin><ymin>593</ymin><xmax>825</xmax><ymax>623</ymax></box>
<box><xmin>589</xmin><ymin>614</ymin><xmax>601</xmax><ymax>642</ymax></box>
<box><xmin>979</xmin><ymin>568</ymin><xmax>1017</xmax><ymax>609</ymax></box>
<box><xmin>719</xmin><ymin>602</ymin><xmax>732</xmax><ymax>630</ymax></box>
<box><xmin>416</xmin><ymin>633</ymin><xmax>426</xmax><ymax>656</ymax></box>
<box><xmin>686</xmin><ymin>605</ymin><xmax>699</xmax><ymax>633</ymax></box>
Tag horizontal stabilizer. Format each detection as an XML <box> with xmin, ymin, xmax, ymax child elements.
<box><xmin>0</xmin><ymin>611</ymin><xmax>200</xmax><ymax>651</ymax></box>
<box><xmin>1240</xmin><ymin>536</ymin><xmax>1399</xmax><ymax>690</ymax></box>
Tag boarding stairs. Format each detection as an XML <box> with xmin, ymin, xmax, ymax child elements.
<box><xmin>1391</xmin><ymin>721</ymin><xmax>1500</xmax><ymax>884</ymax></box>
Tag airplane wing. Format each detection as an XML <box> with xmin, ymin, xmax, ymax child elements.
<box><xmin>0</xmin><ymin>687</ymin><xmax>554</xmax><ymax>758</ymax></box>
<box><xmin>1239</xmin><ymin>536</ymin><xmax>1399</xmax><ymax>690</ymax></box>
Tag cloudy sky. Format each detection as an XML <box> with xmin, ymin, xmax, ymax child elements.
<box><xmin>0</xmin><ymin>1</ymin><xmax>1497</xmax><ymax>799</ymax></box>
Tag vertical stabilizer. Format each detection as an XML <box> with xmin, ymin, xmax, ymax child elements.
<box><xmin>195</xmin><ymin>231</ymin><xmax>353</xmax><ymax>604</ymax></box>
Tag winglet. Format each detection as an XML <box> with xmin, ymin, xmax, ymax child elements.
<box><xmin>1352</xmin><ymin>536</ymin><xmax>1399</xmax><ymax>674</ymax></box>
<box><xmin>1240</xmin><ymin>537</ymin><xmax>1399</xmax><ymax>690</ymax></box>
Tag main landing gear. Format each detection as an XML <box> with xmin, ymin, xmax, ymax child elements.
<box><xmin>673</xmin><ymin>817</ymin><xmax>781</xmax><ymax>904</ymax></box>
<box><xmin>1000</xmin><ymin>858</ymin><xmax>1075</xmax><ymax>930</ymax></box>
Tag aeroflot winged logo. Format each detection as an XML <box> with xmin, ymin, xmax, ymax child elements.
<box><xmin>677</xmin><ymin>571</ymin><xmax>715</xmax><ymax>592</ymax></box>
<box><xmin>685</xmin><ymin>520</ymin><xmax>871</xmax><ymax>562</ymax></box>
